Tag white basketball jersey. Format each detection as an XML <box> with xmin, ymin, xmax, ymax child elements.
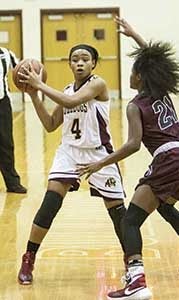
<box><xmin>62</xmin><ymin>75</ymin><xmax>112</xmax><ymax>148</ymax></box>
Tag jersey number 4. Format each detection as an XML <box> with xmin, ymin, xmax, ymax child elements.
<box><xmin>71</xmin><ymin>118</ymin><xmax>81</xmax><ymax>139</ymax></box>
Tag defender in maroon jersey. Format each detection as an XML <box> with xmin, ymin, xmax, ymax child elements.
<box><xmin>131</xmin><ymin>92</ymin><xmax>179</xmax><ymax>204</ymax></box>
<box><xmin>78</xmin><ymin>17</ymin><xmax>179</xmax><ymax>300</ymax></box>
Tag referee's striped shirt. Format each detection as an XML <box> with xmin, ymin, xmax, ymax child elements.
<box><xmin>0</xmin><ymin>47</ymin><xmax>18</xmax><ymax>100</ymax></box>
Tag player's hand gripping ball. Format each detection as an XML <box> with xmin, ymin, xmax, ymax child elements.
<box><xmin>12</xmin><ymin>58</ymin><xmax>47</xmax><ymax>93</ymax></box>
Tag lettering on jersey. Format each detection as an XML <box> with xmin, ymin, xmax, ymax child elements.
<box><xmin>152</xmin><ymin>96</ymin><xmax>178</xmax><ymax>130</ymax></box>
<box><xmin>105</xmin><ymin>177</ymin><xmax>116</xmax><ymax>188</ymax></box>
<box><xmin>64</xmin><ymin>103</ymin><xmax>88</xmax><ymax>115</ymax></box>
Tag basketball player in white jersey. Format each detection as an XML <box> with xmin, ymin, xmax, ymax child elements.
<box><xmin>18</xmin><ymin>18</ymin><xmax>179</xmax><ymax>288</ymax></box>
<box><xmin>17</xmin><ymin>43</ymin><xmax>127</xmax><ymax>284</ymax></box>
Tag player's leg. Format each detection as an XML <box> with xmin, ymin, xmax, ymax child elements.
<box><xmin>0</xmin><ymin>97</ymin><xmax>25</xmax><ymax>192</ymax></box>
<box><xmin>18</xmin><ymin>180</ymin><xmax>71</xmax><ymax>285</ymax></box>
<box><xmin>107</xmin><ymin>185</ymin><xmax>158</xmax><ymax>300</ymax></box>
<box><xmin>157</xmin><ymin>202</ymin><xmax>179</xmax><ymax>234</ymax></box>
<box><xmin>88</xmin><ymin>150</ymin><xmax>127</xmax><ymax>265</ymax></box>
<box><xmin>140</xmin><ymin>149</ymin><xmax>179</xmax><ymax>235</ymax></box>
<box><xmin>18</xmin><ymin>144</ymin><xmax>81</xmax><ymax>285</ymax></box>
<box><xmin>103</xmin><ymin>198</ymin><xmax>126</xmax><ymax>258</ymax></box>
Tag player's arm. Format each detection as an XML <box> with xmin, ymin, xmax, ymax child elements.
<box><xmin>28</xmin><ymin>90</ymin><xmax>63</xmax><ymax>132</ymax></box>
<box><xmin>95</xmin><ymin>103</ymin><xmax>143</xmax><ymax>164</ymax></box>
<box><xmin>78</xmin><ymin>103</ymin><xmax>143</xmax><ymax>178</ymax></box>
<box><xmin>115</xmin><ymin>16</ymin><xmax>147</xmax><ymax>48</ymax></box>
<box><xmin>19</xmin><ymin>67</ymin><xmax>108</xmax><ymax>108</ymax></box>
<box><xmin>36</xmin><ymin>76</ymin><xmax>108</xmax><ymax>107</ymax></box>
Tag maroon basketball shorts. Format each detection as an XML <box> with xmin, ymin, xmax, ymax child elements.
<box><xmin>136</xmin><ymin>148</ymin><xmax>179</xmax><ymax>203</ymax></box>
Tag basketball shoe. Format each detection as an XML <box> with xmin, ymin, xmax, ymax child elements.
<box><xmin>7</xmin><ymin>184</ymin><xmax>27</xmax><ymax>194</ymax></box>
<box><xmin>107</xmin><ymin>265</ymin><xmax>152</xmax><ymax>300</ymax></box>
<box><xmin>18</xmin><ymin>251</ymin><xmax>35</xmax><ymax>285</ymax></box>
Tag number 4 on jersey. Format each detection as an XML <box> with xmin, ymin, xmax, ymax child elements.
<box><xmin>71</xmin><ymin>118</ymin><xmax>81</xmax><ymax>139</ymax></box>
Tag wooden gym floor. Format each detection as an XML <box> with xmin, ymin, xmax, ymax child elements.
<box><xmin>0</xmin><ymin>98</ymin><xmax>178</xmax><ymax>300</ymax></box>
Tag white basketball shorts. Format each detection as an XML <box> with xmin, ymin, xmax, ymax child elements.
<box><xmin>48</xmin><ymin>143</ymin><xmax>125</xmax><ymax>200</ymax></box>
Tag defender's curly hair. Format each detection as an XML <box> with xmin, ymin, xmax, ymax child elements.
<box><xmin>129</xmin><ymin>41</ymin><xmax>179</xmax><ymax>98</ymax></box>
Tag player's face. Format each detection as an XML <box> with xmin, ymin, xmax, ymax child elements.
<box><xmin>69</xmin><ymin>49</ymin><xmax>95</xmax><ymax>79</ymax></box>
<box><xmin>130</xmin><ymin>67</ymin><xmax>142</xmax><ymax>90</ymax></box>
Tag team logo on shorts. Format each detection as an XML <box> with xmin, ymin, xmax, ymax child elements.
<box><xmin>105</xmin><ymin>177</ymin><xmax>116</xmax><ymax>187</ymax></box>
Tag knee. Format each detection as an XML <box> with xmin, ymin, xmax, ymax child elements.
<box><xmin>108</xmin><ymin>203</ymin><xmax>126</xmax><ymax>221</ymax></box>
<box><xmin>157</xmin><ymin>203</ymin><xmax>174</xmax><ymax>222</ymax></box>
<box><xmin>123</xmin><ymin>203</ymin><xmax>149</xmax><ymax>228</ymax></box>
<box><xmin>33</xmin><ymin>190</ymin><xmax>63</xmax><ymax>229</ymax></box>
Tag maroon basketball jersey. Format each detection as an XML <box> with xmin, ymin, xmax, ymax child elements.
<box><xmin>130</xmin><ymin>93</ymin><xmax>179</xmax><ymax>155</ymax></box>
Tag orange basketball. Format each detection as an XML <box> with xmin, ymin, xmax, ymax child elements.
<box><xmin>12</xmin><ymin>58</ymin><xmax>47</xmax><ymax>93</ymax></box>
